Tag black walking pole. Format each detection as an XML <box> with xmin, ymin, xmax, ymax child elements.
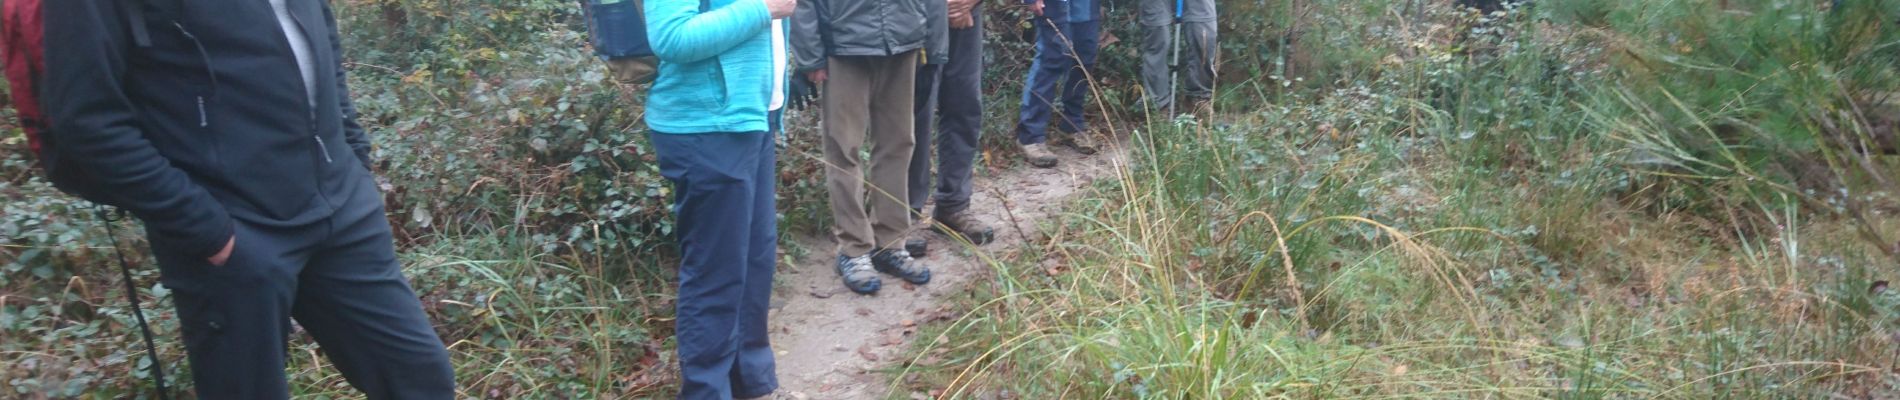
<box><xmin>97</xmin><ymin>206</ymin><xmax>172</xmax><ymax>400</ymax></box>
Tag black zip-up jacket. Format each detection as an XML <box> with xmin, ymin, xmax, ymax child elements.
<box><xmin>44</xmin><ymin>0</ymin><xmax>373</xmax><ymax>259</ymax></box>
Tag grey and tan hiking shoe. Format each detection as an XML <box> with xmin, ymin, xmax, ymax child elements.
<box><xmin>871</xmin><ymin>248</ymin><xmax>932</xmax><ymax>285</ymax></box>
<box><xmin>1053</xmin><ymin>130</ymin><xmax>1100</xmax><ymax>155</ymax></box>
<box><xmin>933</xmin><ymin>210</ymin><xmax>994</xmax><ymax>245</ymax></box>
<box><xmin>836</xmin><ymin>254</ymin><xmax>882</xmax><ymax>294</ymax></box>
<box><xmin>1022</xmin><ymin>143</ymin><xmax>1058</xmax><ymax>168</ymax></box>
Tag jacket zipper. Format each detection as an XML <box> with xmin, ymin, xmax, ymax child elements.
<box><xmin>284</xmin><ymin>8</ymin><xmax>332</xmax><ymax>169</ymax></box>
<box><xmin>174</xmin><ymin>23</ymin><xmax>219</xmax><ymax>128</ymax></box>
<box><xmin>313</xmin><ymin>134</ymin><xmax>334</xmax><ymax>163</ymax></box>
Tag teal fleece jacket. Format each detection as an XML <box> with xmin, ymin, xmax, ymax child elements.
<box><xmin>644</xmin><ymin>0</ymin><xmax>777</xmax><ymax>134</ymax></box>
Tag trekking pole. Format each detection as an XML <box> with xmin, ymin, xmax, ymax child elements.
<box><xmin>97</xmin><ymin>206</ymin><xmax>171</xmax><ymax>400</ymax></box>
<box><xmin>1168</xmin><ymin>0</ymin><xmax>1183</xmax><ymax>117</ymax></box>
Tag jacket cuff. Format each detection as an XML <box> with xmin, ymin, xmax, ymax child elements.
<box><xmin>181</xmin><ymin>212</ymin><xmax>236</xmax><ymax>261</ymax></box>
<box><xmin>797</xmin><ymin>59</ymin><xmax>827</xmax><ymax>73</ymax></box>
<box><xmin>355</xmin><ymin>147</ymin><xmax>375</xmax><ymax>173</ymax></box>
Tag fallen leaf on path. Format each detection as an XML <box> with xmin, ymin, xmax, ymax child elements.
<box><xmin>857</xmin><ymin>345</ymin><xmax>880</xmax><ymax>361</ymax></box>
<box><xmin>855</xmin><ymin>308</ymin><xmax>873</xmax><ymax>316</ymax></box>
<box><xmin>901</xmin><ymin>319</ymin><xmax>916</xmax><ymax>327</ymax></box>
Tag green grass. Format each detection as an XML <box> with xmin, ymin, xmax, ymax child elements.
<box><xmin>5</xmin><ymin>0</ymin><xmax>1899</xmax><ymax>398</ymax></box>
<box><xmin>892</xmin><ymin>1</ymin><xmax>1900</xmax><ymax>398</ymax></box>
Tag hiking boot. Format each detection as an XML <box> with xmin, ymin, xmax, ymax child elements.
<box><xmin>932</xmin><ymin>209</ymin><xmax>994</xmax><ymax>245</ymax></box>
<box><xmin>1022</xmin><ymin>143</ymin><xmax>1058</xmax><ymax>168</ymax></box>
<box><xmin>871</xmin><ymin>248</ymin><xmax>932</xmax><ymax>285</ymax></box>
<box><xmin>1185</xmin><ymin>97</ymin><xmax>1215</xmax><ymax>121</ymax></box>
<box><xmin>1053</xmin><ymin>131</ymin><xmax>1099</xmax><ymax>155</ymax></box>
<box><xmin>905</xmin><ymin>238</ymin><xmax>929</xmax><ymax>258</ymax></box>
<box><xmin>836</xmin><ymin>254</ymin><xmax>882</xmax><ymax>294</ymax></box>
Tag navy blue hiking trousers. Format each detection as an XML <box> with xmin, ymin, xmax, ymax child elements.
<box><xmin>1016</xmin><ymin>18</ymin><xmax>1102</xmax><ymax>145</ymax></box>
<box><xmin>651</xmin><ymin>130</ymin><xmax>780</xmax><ymax>399</ymax></box>
<box><xmin>149</xmin><ymin>169</ymin><xmax>455</xmax><ymax>400</ymax></box>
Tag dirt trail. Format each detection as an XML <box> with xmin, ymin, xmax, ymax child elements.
<box><xmin>768</xmin><ymin>140</ymin><xmax>1128</xmax><ymax>399</ymax></box>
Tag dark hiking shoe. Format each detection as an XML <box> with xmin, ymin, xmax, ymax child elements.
<box><xmin>836</xmin><ymin>254</ymin><xmax>882</xmax><ymax>294</ymax></box>
<box><xmin>871</xmin><ymin>248</ymin><xmax>932</xmax><ymax>285</ymax></box>
<box><xmin>1022</xmin><ymin>143</ymin><xmax>1058</xmax><ymax>168</ymax></box>
<box><xmin>932</xmin><ymin>210</ymin><xmax>994</xmax><ymax>245</ymax></box>
<box><xmin>905</xmin><ymin>238</ymin><xmax>929</xmax><ymax>258</ymax></box>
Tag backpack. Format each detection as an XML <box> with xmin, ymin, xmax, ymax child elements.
<box><xmin>3</xmin><ymin>0</ymin><xmax>164</xmax><ymax>204</ymax></box>
<box><xmin>580</xmin><ymin>0</ymin><xmax>660</xmax><ymax>85</ymax></box>
<box><xmin>4</xmin><ymin>2</ymin><xmax>176</xmax><ymax>397</ymax></box>
<box><xmin>1</xmin><ymin>0</ymin><xmax>94</xmax><ymax>199</ymax></box>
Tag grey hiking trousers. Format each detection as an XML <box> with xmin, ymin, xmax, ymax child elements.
<box><xmin>1139</xmin><ymin>0</ymin><xmax>1217</xmax><ymax>111</ymax></box>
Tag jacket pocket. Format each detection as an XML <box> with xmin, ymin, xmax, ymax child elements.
<box><xmin>709</xmin><ymin>56</ymin><xmax>729</xmax><ymax>109</ymax></box>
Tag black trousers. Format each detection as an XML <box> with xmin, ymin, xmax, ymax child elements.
<box><xmin>910</xmin><ymin>7</ymin><xmax>986</xmax><ymax>218</ymax></box>
<box><xmin>150</xmin><ymin>170</ymin><xmax>454</xmax><ymax>399</ymax></box>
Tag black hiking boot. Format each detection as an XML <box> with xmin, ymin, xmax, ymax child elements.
<box><xmin>905</xmin><ymin>238</ymin><xmax>929</xmax><ymax>258</ymax></box>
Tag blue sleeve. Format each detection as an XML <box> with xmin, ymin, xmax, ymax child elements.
<box><xmin>645</xmin><ymin>0</ymin><xmax>772</xmax><ymax>63</ymax></box>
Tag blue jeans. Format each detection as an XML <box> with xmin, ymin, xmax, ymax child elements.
<box><xmin>650</xmin><ymin>131</ymin><xmax>780</xmax><ymax>400</ymax></box>
<box><xmin>1016</xmin><ymin>18</ymin><xmax>1101</xmax><ymax>145</ymax></box>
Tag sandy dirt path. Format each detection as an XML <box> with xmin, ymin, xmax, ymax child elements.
<box><xmin>767</xmin><ymin>139</ymin><xmax>1128</xmax><ymax>399</ymax></box>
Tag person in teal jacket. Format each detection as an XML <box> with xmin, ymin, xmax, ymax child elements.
<box><xmin>643</xmin><ymin>0</ymin><xmax>795</xmax><ymax>397</ymax></box>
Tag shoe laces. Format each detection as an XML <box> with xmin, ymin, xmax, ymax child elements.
<box><xmin>882</xmin><ymin>249</ymin><xmax>927</xmax><ymax>274</ymax></box>
<box><xmin>843</xmin><ymin>255</ymin><xmax>877</xmax><ymax>278</ymax></box>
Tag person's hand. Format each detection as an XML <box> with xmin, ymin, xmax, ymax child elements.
<box><xmin>806</xmin><ymin>69</ymin><xmax>828</xmax><ymax>86</ymax></box>
<box><xmin>1028</xmin><ymin>0</ymin><xmax>1043</xmax><ymax>16</ymax></box>
<box><xmin>207</xmin><ymin>236</ymin><xmax>235</xmax><ymax>267</ymax></box>
<box><xmin>948</xmin><ymin>0</ymin><xmax>979</xmax><ymax>15</ymax></box>
<box><xmin>765</xmin><ymin>0</ymin><xmax>797</xmax><ymax>19</ymax></box>
<box><xmin>788</xmin><ymin>73</ymin><xmax>819</xmax><ymax>110</ymax></box>
<box><xmin>950</xmin><ymin>13</ymin><xmax>975</xmax><ymax>29</ymax></box>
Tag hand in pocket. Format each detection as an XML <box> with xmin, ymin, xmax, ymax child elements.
<box><xmin>208</xmin><ymin>236</ymin><xmax>235</xmax><ymax>267</ymax></box>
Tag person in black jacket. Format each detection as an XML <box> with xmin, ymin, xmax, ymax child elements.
<box><xmin>42</xmin><ymin>1</ymin><xmax>455</xmax><ymax>398</ymax></box>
